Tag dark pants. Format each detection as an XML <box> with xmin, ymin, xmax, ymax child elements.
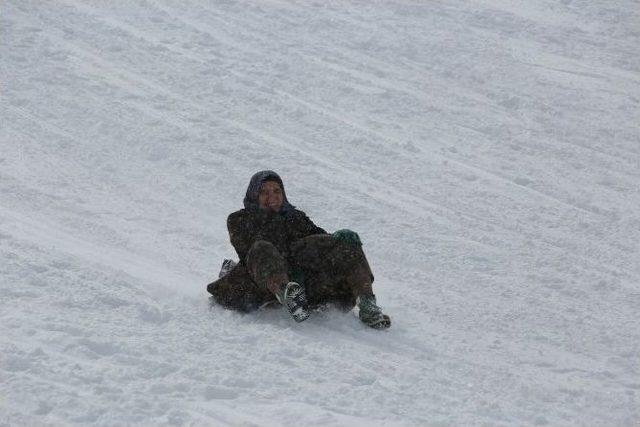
<box><xmin>290</xmin><ymin>234</ymin><xmax>374</xmax><ymax>310</ymax></box>
<box><xmin>208</xmin><ymin>235</ymin><xmax>374</xmax><ymax>312</ymax></box>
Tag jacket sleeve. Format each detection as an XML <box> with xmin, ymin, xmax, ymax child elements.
<box><xmin>227</xmin><ymin>211</ymin><xmax>253</xmax><ymax>262</ymax></box>
<box><xmin>294</xmin><ymin>211</ymin><xmax>327</xmax><ymax>237</ymax></box>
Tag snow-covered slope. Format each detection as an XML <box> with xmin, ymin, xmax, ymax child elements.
<box><xmin>1</xmin><ymin>1</ymin><xmax>639</xmax><ymax>425</ymax></box>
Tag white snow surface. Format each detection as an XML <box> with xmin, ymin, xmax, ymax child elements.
<box><xmin>1</xmin><ymin>1</ymin><xmax>639</xmax><ymax>425</ymax></box>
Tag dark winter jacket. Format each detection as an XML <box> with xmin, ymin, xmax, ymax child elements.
<box><xmin>228</xmin><ymin>170</ymin><xmax>326</xmax><ymax>264</ymax></box>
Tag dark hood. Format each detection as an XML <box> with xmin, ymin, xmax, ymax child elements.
<box><xmin>243</xmin><ymin>170</ymin><xmax>295</xmax><ymax>214</ymax></box>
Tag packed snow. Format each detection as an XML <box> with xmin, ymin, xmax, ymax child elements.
<box><xmin>1</xmin><ymin>1</ymin><xmax>639</xmax><ymax>425</ymax></box>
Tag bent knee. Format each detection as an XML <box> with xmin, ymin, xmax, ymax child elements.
<box><xmin>246</xmin><ymin>240</ymin><xmax>284</xmax><ymax>267</ymax></box>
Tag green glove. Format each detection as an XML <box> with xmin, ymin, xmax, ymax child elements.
<box><xmin>332</xmin><ymin>229</ymin><xmax>362</xmax><ymax>246</ymax></box>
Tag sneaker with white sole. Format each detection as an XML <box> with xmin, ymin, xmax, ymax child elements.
<box><xmin>277</xmin><ymin>282</ymin><xmax>310</xmax><ymax>323</ymax></box>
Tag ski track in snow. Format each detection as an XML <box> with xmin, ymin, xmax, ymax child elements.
<box><xmin>1</xmin><ymin>1</ymin><xmax>639</xmax><ymax>425</ymax></box>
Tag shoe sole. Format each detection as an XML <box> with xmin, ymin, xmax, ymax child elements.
<box><xmin>285</xmin><ymin>283</ymin><xmax>310</xmax><ymax>322</ymax></box>
<box><xmin>291</xmin><ymin>308</ymin><xmax>310</xmax><ymax>322</ymax></box>
<box><xmin>363</xmin><ymin>314</ymin><xmax>391</xmax><ymax>329</ymax></box>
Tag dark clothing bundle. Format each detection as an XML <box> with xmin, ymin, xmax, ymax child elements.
<box><xmin>207</xmin><ymin>171</ymin><xmax>374</xmax><ymax>313</ymax></box>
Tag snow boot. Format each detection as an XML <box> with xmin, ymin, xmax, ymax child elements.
<box><xmin>276</xmin><ymin>282</ymin><xmax>310</xmax><ymax>323</ymax></box>
<box><xmin>357</xmin><ymin>294</ymin><xmax>391</xmax><ymax>329</ymax></box>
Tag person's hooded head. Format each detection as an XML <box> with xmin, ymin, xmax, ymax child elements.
<box><xmin>243</xmin><ymin>170</ymin><xmax>295</xmax><ymax>214</ymax></box>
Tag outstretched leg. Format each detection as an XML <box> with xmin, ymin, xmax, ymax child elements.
<box><xmin>291</xmin><ymin>234</ymin><xmax>391</xmax><ymax>329</ymax></box>
<box><xmin>338</xmin><ymin>243</ymin><xmax>391</xmax><ymax>329</ymax></box>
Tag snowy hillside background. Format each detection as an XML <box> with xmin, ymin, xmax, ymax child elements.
<box><xmin>1</xmin><ymin>1</ymin><xmax>639</xmax><ymax>425</ymax></box>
